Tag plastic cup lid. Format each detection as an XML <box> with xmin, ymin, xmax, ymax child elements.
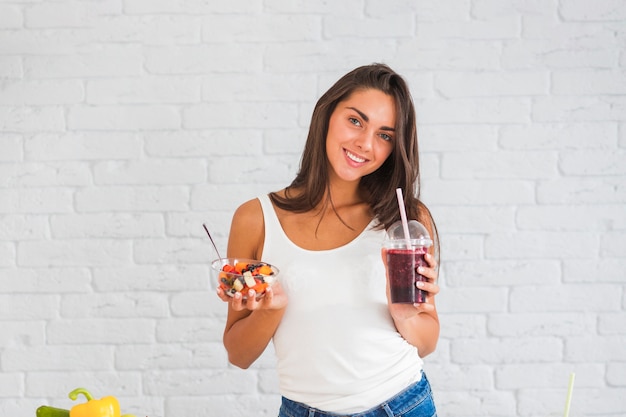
<box><xmin>386</xmin><ymin>219</ymin><xmax>432</xmax><ymax>247</ymax></box>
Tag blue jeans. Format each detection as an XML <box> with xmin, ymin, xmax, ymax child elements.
<box><xmin>278</xmin><ymin>373</ymin><xmax>437</xmax><ymax>417</ymax></box>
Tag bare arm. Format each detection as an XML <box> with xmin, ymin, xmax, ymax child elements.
<box><xmin>219</xmin><ymin>199</ymin><xmax>288</xmax><ymax>369</ymax></box>
<box><xmin>384</xmin><ymin>208</ymin><xmax>440</xmax><ymax>357</ymax></box>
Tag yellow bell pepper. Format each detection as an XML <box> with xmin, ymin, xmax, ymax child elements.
<box><xmin>68</xmin><ymin>388</ymin><xmax>136</xmax><ymax>417</ymax></box>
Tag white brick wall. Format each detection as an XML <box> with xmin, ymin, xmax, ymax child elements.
<box><xmin>0</xmin><ymin>1</ymin><xmax>624</xmax><ymax>416</ymax></box>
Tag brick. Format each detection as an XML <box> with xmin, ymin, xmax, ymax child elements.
<box><xmin>0</xmin><ymin>5</ymin><xmax>21</xmax><ymax>28</ymax></box>
<box><xmin>437</xmin><ymin>287</ymin><xmax>508</xmax><ymax>313</ymax></box>
<box><xmin>134</xmin><ymin>237</ymin><xmax>209</xmax><ymax>264</ymax></box>
<box><xmin>0</xmin><ymin>135</ymin><xmax>22</xmax><ymax>161</ymax></box>
<box><xmin>145</xmin><ymin>44</ymin><xmax>263</xmax><ymax>74</ymax></box>
<box><xmin>422</xmin><ymin>179</ymin><xmax>536</xmax><ymax>205</ymax></box>
<box><xmin>511</xmin><ymin>284</ymin><xmax>622</xmax><ymax>312</ymax></box>
<box><xmin>93</xmin><ymin>159</ymin><xmax>206</xmax><ymax>185</ymax></box>
<box><xmin>115</xmin><ymin>344</ymin><xmax>193</xmax><ymax>370</ymax></box>
<box><xmin>265</xmin><ymin>40</ymin><xmax>398</xmax><ymax>73</ymax></box>
<box><xmin>60</xmin><ymin>292</ymin><xmax>169</xmax><ymax>318</ymax></box>
<box><xmin>500</xmin><ymin>122</ymin><xmax>618</xmax><ymax>150</ymax></box>
<box><xmin>401</xmin><ymin>39</ymin><xmax>503</xmax><ymax>71</ymax></box>
<box><xmin>324</xmin><ymin>14</ymin><xmax>412</xmax><ymax>38</ymax></box>
<box><xmin>517</xmin><ymin>204</ymin><xmax>625</xmax><ymax>231</ymax></box>
<box><xmin>561</xmin><ymin>149</ymin><xmax>626</xmax><ymax>175</ymax></box>
<box><xmin>204</xmin><ymin>14</ymin><xmax>321</xmax><ymax>42</ymax></box>
<box><xmin>488</xmin><ymin>313</ymin><xmax>596</xmax><ymax>336</ymax></box>
<box><xmin>0</xmin><ymin>161</ymin><xmax>91</xmax><ymax>187</ymax></box>
<box><xmin>75</xmin><ymin>186</ymin><xmax>189</xmax><ymax>212</ymax></box>
<box><xmin>607</xmin><ymin>362</ymin><xmax>626</xmax><ymax>386</ymax></box>
<box><xmin>168</xmin><ymin>394</ymin><xmax>279</xmax><ymax>417</ymax></box>
<box><xmin>23</xmin><ymin>46</ymin><xmax>144</xmax><ymax>78</ymax></box>
<box><xmin>87</xmin><ymin>76</ymin><xmax>201</xmax><ymax>104</ymax></box>
<box><xmin>25</xmin><ymin>371</ymin><xmax>142</xmax><ymax>398</ymax></box>
<box><xmin>24</xmin><ymin>1</ymin><xmax>91</xmax><ymax>28</ymax></box>
<box><xmin>155</xmin><ymin>318</ymin><xmax>224</xmax><ymax>343</ymax></box>
<box><xmin>263</xmin><ymin>129</ymin><xmax>308</xmax><ymax>154</ymax></box>
<box><xmin>419</xmin><ymin>97</ymin><xmax>531</xmax><ymax>124</ymax></box>
<box><xmin>124</xmin><ymin>0</ymin><xmax>262</xmax><ymax>14</ymax></box>
<box><xmin>0</xmin><ymin>267</ymin><xmax>90</xmax><ymax>293</ymax></box>
<box><xmin>598</xmin><ymin>313</ymin><xmax>626</xmax><ymax>335</ymax></box>
<box><xmin>485</xmin><ymin>232</ymin><xmax>599</xmax><ymax>259</ymax></box>
<box><xmin>93</xmin><ymin>265</ymin><xmax>208</xmax><ymax>291</ymax></box>
<box><xmin>0</xmin><ymin>294</ymin><xmax>59</xmax><ymax>320</ymax></box>
<box><xmin>145</xmin><ymin>130</ymin><xmax>263</xmax><ymax>157</ymax></box>
<box><xmin>0</xmin><ymin>56</ymin><xmax>22</xmax><ymax>78</ymax></box>
<box><xmin>533</xmin><ymin>96</ymin><xmax>626</xmax><ymax>122</ymax></box>
<box><xmin>553</xmin><ymin>69</ymin><xmax>626</xmax><ymax>95</ymax></box>
<box><xmin>434</xmin><ymin>234</ymin><xmax>484</xmax><ymax>261</ymax></box>
<box><xmin>441</xmin><ymin>150</ymin><xmax>558</xmax><ymax>179</ymax></box>
<box><xmin>502</xmin><ymin>39</ymin><xmax>617</xmax><ymax>70</ymax></box>
<box><xmin>92</xmin><ymin>15</ymin><xmax>201</xmax><ymax>45</ymax></box>
<box><xmin>0</xmin><ymin>321</ymin><xmax>45</xmax><ymax>347</ymax></box>
<box><xmin>559</xmin><ymin>0</ymin><xmax>626</xmax><ymax>20</ymax></box>
<box><xmin>5</xmin><ymin>188</ymin><xmax>75</xmax><ymax>213</ymax></box>
<box><xmin>50</xmin><ymin>213</ymin><xmax>164</xmax><ymax>238</ymax></box>
<box><xmin>165</xmin><ymin>211</ymin><xmax>232</xmax><ymax>238</ymax></box>
<box><xmin>25</xmin><ymin>132</ymin><xmax>142</xmax><ymax>161</ymax></box>
<box><xmin>435</xmin><ymin>71</ymin><xmax>547</xmax><ymax>98</ymax></box>
<box><xmin>203</xmin><ymin>73</ymin><xmax>317</xmax><ymax>102</ymax></box>
<box><xmin>209</xmin><ymin>155</ymin><xmax>292</xmax><ymax>184</ymax></box>
<box><xmin>439</xmin><ymin>314</ymin><xmax>487</xmax><ymax>338</ymax></box>
<box><xmin>47</xmin><ymin>319</ymin><xmax>156</xmax><ymax>344</ymax></box>
<box><xmin>495</xmin><ymin>363</ymin><xmax>605</xmax><ymax>389</ymax></box>
<box><xmin>267</xmin><ymin>0</ymin><xmax>362</xmax><ymax>14</ymax></box>
<box><xmin>601</xmin><ymin>232</ymin><xmax>626</xmax><ymax>258</ymax></box>
<box><xmin>183</xmin><ymin>102</ymin><xmax>298</xmax><ymax>129</ymax></box>
<box><xmin>419</xmin><ymin>125</ymin><xmax>499</xmax><ymax>152</ymax></box>
<box><xmin>170</xmin><ymin>291</ymin><xmax>226</xmax><ymax>317</ymax></box>
<box><xmin>565</xmin><ymin>336</ymin><xmax>626</xmax><ymax>361</ymax></box>
<box><xmin>0</xmin><ymin>28</ymin><xmax>94</xmax><ymax>55</ymax></box>
<box><xmin>2</xmin><ymin>345</ymin><xmax>114</xmax><ymax>371</ymax></box>
<box><xmin>0</xmin><ymin>373</ymin><xmax>22</xmax><ymax>397</ymax></box>
<box><xmin>444</xmin><ymin>259</ymin><xmax>561</xmax><ymax>287</ymax></box>
<box><xmin>564</xmin><ymin>259</ymin><xmax>626</xmax><ymax>283</ymax></box>
<box><xmin>17</xmin><ymin>239</ymin><xmax>133</xmax><ymax>267</ymax></box>
<box><xmin>0</xmin><ymin>106</ymin><xmax>65</xmax><ymax>132</ymax></box>
<box><xmin>423</xmin><ymin>364</ymin><xmax>493</xmax><ymax>390</ymax></box>
<box><xmin>68</xmin><ymin>105</ymin><xmax>181</xmax><ymax>130</ymax></box>
<box><xmin>472</xmin><ymin>0</ymin><xmax>556</xmax><ymax>18</ymax></box>
<box><xmin>451</xmin><ymin>337</ymin><xmax>563</xmax><ymax>364</ymax></box>
<box><xmin>537</xmin><ymin>178</ymin><xmax>626</xmax><ymax>204</ymax></box>
<box><xmin>0</xmin><ymin>242</ymin><xmax>15</xmax><ymax>266</ymax></box>
<box><xmin>0</xmin><ymin>214</ymin><xmax>48</xmax><ymax>240</ymax></box>
<box><xmin>417</xmin><ymin>17</ymin><xmax>520</xmax><ymax>40</ymax></box>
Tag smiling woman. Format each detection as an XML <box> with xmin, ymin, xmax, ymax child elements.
<box><xmin>216</xmin><ymin>63</ymin><xmax>440</xmax><ymax>417</ymax></box>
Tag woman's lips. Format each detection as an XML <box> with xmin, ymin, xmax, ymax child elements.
<box><xmin>344</xmin><ymin>148</ymin><xmax>367</xmax><ymax>164</ymax></box>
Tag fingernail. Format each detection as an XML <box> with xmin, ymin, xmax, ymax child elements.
<box><xmin>416</xmin><ymin>281</ymin><xmax>425</xmax><ymax>288</ymax></box>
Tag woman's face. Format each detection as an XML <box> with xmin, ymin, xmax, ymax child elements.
<box><xmin>325</xmin><ymin>88</ymin><xmax>396</xmax><ymax>184</ymax></box>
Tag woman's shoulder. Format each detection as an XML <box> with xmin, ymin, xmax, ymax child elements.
<box><xmin>228</xmin><ymin>197</ymin><xmax>266</xmax><ymax>259</ymax></box>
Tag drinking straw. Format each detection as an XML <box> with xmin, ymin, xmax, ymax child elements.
<box><xmin>563</xmin><ymin>372</ymin><xmax>576</xmax><ymax>417</ymax></box>
<box><xmin>395</xmin><ymin>188</ymin><xmax>412</xmax><ymax>248</ymax></box>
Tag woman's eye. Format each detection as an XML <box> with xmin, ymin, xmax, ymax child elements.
<box><xmin>349</xmin><ymin>117</ymin><xmax>361</xmax><ymax>126</ymax></box>
<box><xmin>379</xmin><ymin>132</ymin><xmax>392</xmax><ymax>141</ymax></box>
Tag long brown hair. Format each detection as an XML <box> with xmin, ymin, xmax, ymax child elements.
<box><xmin>270</xmin><ymin>63</ymin><xmax>437</xmax><ymax>245</ymax></box>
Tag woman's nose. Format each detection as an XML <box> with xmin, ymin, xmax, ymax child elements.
<box><xmin>354</xmin><ymin>130</ymin><xmax>374</xmax><ymax>151</ymax></box>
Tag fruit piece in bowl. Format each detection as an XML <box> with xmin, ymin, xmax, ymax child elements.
<box><xmin>211</xmin><ymin>258</ymin><xmax>279</xmax><ymax>300</ymax></box>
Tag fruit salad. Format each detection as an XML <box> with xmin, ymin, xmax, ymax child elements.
<box><xmin>214</xmin><ymin>259</ymin><xmax>278</xmax><ymax>299</ymax></box>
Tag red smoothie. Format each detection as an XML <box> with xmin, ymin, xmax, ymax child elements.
<box><xmin>386</xmin><ymin>247</ymin><xmax>428</xmax><ymax>303</ymax></box>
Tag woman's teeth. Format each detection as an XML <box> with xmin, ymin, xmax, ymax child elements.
<box><xmin>346</xmin><ymin>150</ymin><xmax>365</xmax><ymax>163</ymax></box>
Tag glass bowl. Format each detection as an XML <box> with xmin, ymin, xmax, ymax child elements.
<box><xmin>211</xmin><ymin>257</ymin><xmax>279</xmax><ymax>300</ymax></box>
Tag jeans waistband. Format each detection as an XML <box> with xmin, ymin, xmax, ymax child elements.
<box><xmin>279</xmin><ymin>372</ymin><xmax>435</xmax><ymax>417</ymax></box>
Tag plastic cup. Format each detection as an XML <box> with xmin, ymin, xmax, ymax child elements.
<box><xmin>383</xmin><ymin>220</ymin><xmax>433</xmax><ymax>304</ymax></box>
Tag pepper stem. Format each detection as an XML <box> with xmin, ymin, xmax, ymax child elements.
<box><xmin>68</xmin><ymin>388</ymin><xmax>94</xmax><ymax>402</ymax></box>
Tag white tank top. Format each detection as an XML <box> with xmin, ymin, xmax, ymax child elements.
<box><xmin>258</xmin><ymin>195</ymin><xmax>423</xmax><ymax>414</ymax></box>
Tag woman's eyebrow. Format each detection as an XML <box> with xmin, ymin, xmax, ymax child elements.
<box><xmin>346</xmin><ymin>106</ymin><xmax>395</xmax><ymax>131</ymax></box>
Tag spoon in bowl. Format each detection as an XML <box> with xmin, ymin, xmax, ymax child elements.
<box><xmin>202</xmin><ymin>223</ymin><xmax>223</xmax><ymax>260</ymax></box>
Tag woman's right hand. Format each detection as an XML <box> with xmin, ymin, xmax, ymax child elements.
<box><xmin>217</xmin><ymin>281</ymin><xmax>288</xmax><ymax>312</ymax></box>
